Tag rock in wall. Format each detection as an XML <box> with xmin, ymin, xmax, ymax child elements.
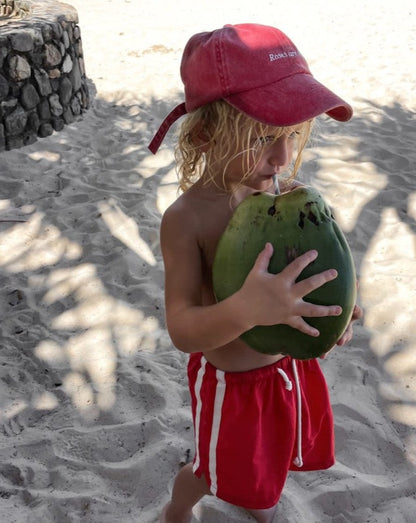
<box><xmin>0</xmin><ymin>0</ymin><xmax>89</xmax><ymax>150</ymax></box>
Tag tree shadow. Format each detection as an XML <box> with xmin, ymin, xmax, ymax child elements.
<box><xmin>1</xmin><ymin>92</ymin><xmax>415</xmax><ymax>520</ymax></box>
<box><xmin>0</xmin><ymin>88</ymin><xmax>193</xmax><ymax>519</ymax></box>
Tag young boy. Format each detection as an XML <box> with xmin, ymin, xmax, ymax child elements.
<box><xmin>149</xmin><ymin>23</ymin><xmax>363</xmax><ymax>523</ymax></box>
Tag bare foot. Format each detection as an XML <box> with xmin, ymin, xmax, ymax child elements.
<box><xmin>246</xmin><ymin>504</ymin><xmax>277</xmax><ymax>523</ymax></box>
<box><xmin>159</xmin><ymin>501</ymin><xmax>193</xmax><ymax>523</ymax></box>
<box><xmin>159</xmin><ymin>502</ymin><xmax>169</xmax><ymax>523</ymax></box>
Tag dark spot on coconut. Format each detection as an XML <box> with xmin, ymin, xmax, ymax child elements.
<box><xmin>268</xmin><ymin>205</ymin><xmax>276</xmax><ymax>216</ymax></box>
<box><xmin>285</xmin><ymin>246</ymin><xmax>299</xmax><ymax>263</ymax></box>
<box><xmin>307</xmin><ymin>211</ymin><xmax>319</xmax><ymax>226</ymax></box>
<box><xmin>298</xmin><ymin>211</ymin><xmax>305</xmax><ymax>229</ymax></box>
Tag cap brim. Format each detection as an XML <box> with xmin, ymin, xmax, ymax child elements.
<box><xmin>148</xmin><ymin>102</ymin><xmax>187</xmax><ymax>154</ymax></box>
<box><xmin>224</xmin><ymin>72</ymin><xmax>352</xmax><ymax>126</ymax></box>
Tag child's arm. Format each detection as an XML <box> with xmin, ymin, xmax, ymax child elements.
<box><xmin>161</xmin><ymin>207</ymin><xmax>342</xmax><ymax>354</ymax></box>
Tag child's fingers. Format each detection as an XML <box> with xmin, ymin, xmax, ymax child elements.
<box><xmin>289</xmin><ymin>302</ymin><xmax>342</xmax><ymax>337</ymax></box>
<box><xmin>251</xmin><ymin>242</ymin><xmax>274</xmax><ymax>273</ymax></box>
<box><xmin>288</xmin><ymin>317</ymin><xmax>320</xmax><ymax>337</ymax></box>
<box><xmin>336</xmin><ymin>328</ymin><xmax>350</xmax><ymax>346</ymax></box>
<box><xmin>352</xmin><ymin>304</ymin><xmax>364</xmax><ymax>321</ymax></box>
<box><xmin>282</xmin><ymin>249</ymin><xmax>319</xmax><ymax>280</ymax></box>
<box><xmin>336</xmin><ymin>304</ymin><xmax>362</xmax><ymax>345</ymax></box>
<box><xmin>294</xmin><ymin>267</ymin><xmax>338</xmax><ymax>298</ymax></box>
<box><xmin>299</xmin><ymin>301</ymin><xmax>343</xmax><ymax>318</ymax></box>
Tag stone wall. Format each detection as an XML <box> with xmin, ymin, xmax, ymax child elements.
<box><xmin>0</xmin><ymin>0</ymin><xmax>89</xmax><ymax>151</ymax></box>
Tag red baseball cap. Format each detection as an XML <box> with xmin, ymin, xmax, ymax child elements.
<box><xmin>148</xmin><ymin>23</ymin><xmax>352</xmax><ymax>153</ymax></box>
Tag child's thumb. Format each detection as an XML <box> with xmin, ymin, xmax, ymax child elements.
<box><xmin>252</xmin><ymin>242</ymin><xmax>273</xmax><ymax>273</ymax></box>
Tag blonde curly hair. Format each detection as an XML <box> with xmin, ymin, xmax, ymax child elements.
<box><xmin>175</xmin><ymin>100</ymin><xmax>313</xmax><ymax>193</ymax></box>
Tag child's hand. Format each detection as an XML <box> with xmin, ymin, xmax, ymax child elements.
<box><xmin>336</xmin><ymin>304</ymin><xmax>363</xmax><ymax>346</ymax></box>
<box><xmin>319</xmin><ymin>303</ymin><xmax>363</xmax><ymax>359</ymax></box>
<box><xmin>239</xmin><ymin>242</ymin><xmax>342</xmax><ymax>338</ymax></box>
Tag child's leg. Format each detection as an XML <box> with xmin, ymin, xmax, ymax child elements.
<box><xmin>245</xmin><ymin>505</ymin><xmax>278</xmax><ymax>523</ymax></box>
<box><xmin>160</xmin><ymin>463</ymin><xmax>278</xmax><ymax>523</ymax></box>
<box><xmin>160</xmin><ymin>463</ymin><xmax>211</xmax><ymax>523</ymax></box>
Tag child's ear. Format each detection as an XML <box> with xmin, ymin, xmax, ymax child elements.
<box><xmin>190</xmin><ymin>122</ymin><xmax>211</xmax><ymax>152</ymax></box>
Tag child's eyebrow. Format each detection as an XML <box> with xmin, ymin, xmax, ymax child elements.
<box><xmin>252</xmin><ymin>129</ymin><xmax>300</xmax><ymax>144</ymax></box>
<box><xmin>253</xmin><ymin>135</ymin><xmax>276</xmax><ymax>144</ymax></box>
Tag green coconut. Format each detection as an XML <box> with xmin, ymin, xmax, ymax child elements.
<box><xmin>212</xmin><ymin>186</ymin><xmax>357</xmax><ymax>359</ymax></box>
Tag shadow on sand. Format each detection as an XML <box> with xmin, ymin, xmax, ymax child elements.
<box><xmin>0</xmin><ymin>91</ymin><xmax>415</xmax><ymax>521</ymax></box>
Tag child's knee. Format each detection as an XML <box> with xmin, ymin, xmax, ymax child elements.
<box><xmin>246</xmin><ymin>505</ymin><xmax>277</xmax><ymax>523</ymax></box>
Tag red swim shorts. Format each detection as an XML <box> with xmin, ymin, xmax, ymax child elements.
<box><xmin>188</xmin><ymin>353</ymin><xmax>334</xmax><ymax>510</ymax></box>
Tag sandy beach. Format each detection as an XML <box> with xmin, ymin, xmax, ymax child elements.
<box><xmin>1</xmin><ymin>0</ymin><xmax>416</xmax><ymax>521</ymax></box>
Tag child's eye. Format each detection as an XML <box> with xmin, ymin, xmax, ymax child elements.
<box><xmin>288</xmin><ymin>130</ymin><xmax>301</xmax><ymax>139</ymax></box>
<box><xmin>254</xmin><ymin>135</ymin><xmax>275</xmax><ymax>146</ymax></box>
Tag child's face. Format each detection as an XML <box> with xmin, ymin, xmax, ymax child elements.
<box><xmin>223</xmin><ymin>127</ymin><xmax>299</xmax><ymax>192</ymax></box>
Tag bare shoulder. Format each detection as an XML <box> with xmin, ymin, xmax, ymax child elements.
<box><xmin>160</xmin><ymin>189</ymin><xmax>206</xmax><ymax>262</ymax></box>
<box><xmin>161</xmin><ymin>190</ymin><xmax>199</xmax><ymax>237</ymax></box>
<box><xmin>161</xmin><ymin>182</ymin><xmax>236</xmax><ymax>269</ymax></box>
<box><xmin>161</xmin><ymin>182</ymin><xmax>224</xmax><ymax>234</ymax></box>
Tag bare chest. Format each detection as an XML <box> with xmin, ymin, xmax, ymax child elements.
<box><xmin>197</xmin><ymin>204</ymin><xmax>235</xmax><ymax>274</ymax></box>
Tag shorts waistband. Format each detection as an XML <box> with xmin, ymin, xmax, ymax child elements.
<box><xmin>198</xmin><ymin>354</ymin><xmax>294</xmax><ymax>385</ymax></box>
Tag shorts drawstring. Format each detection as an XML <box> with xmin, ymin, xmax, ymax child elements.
<box><xmin>291</xmin><ymin>359</ymin><xmax>303</xmax><ymax>467</ymax></box>
<box><xmin>277</xmin><ymin>359</ymin><xmax>303</xmax><ymax>468</ymax></box>
<box><xmin>277</xmin><ymin>369</ymin><xmax>293</xmax><ymax>390</ymax></box>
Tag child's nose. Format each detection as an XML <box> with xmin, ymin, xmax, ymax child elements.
<box><xmin>267</xmin><ymin>137</ymin><xmax>290</xmax><ymax>169</ymax></box>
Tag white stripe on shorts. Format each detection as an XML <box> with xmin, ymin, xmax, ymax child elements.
<box><xmin>208</xmin><ymin>368</ymin><xmax>226</xmax><ymax>496</ymax></box>
<box><xmin>192</xmin><ymin>357</ymin><xmax>207</xmax><ymax>474</ymax></box>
